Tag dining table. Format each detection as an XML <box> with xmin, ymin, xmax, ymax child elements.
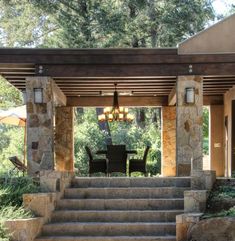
<box><xmin>96</xmin><ymin>149</ymin><xmax>137</xmax><ymax>155</ymax></box>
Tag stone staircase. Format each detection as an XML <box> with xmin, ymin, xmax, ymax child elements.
<box><xmin>35</xmin><ymin>177</ymin><xmax>191</xmax><ymax>241</ymax></box>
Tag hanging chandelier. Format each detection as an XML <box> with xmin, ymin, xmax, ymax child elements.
<box><xmin>98</xmin><ymin>84</ymin><xmax>134</xmax><ymax>122</ymax></box>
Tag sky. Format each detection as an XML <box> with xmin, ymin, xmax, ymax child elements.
<box><xmin>213</xmin><ymin>0</ymin><xmax>235</xmax><ymax>14</ymax></box>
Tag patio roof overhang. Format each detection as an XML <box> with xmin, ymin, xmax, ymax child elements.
<box><xmin>0</xmin><ymin>47</ymin><xmax>234</xmax><ymax>106</ymax></box>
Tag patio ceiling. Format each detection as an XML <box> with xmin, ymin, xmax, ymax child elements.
<box><xmin>1</xmin><ymin>48</ymin><xmax>235</xmax><ymax>106</ymax></box>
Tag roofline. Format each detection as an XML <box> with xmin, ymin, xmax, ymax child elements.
<box><xmin>0</xmin><ymin>47</ymin><xmax>178</xmax><ymax>55</ymax></box>
<box><xmin>178</xmin><ymin>13</ymin><xmax>235</xmax><ymax>48</ymax></box>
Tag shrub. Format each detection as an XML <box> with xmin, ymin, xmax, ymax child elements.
<box><xmin>0</xmin><ymin>177</ymin><xmax>40</xmax><ymax>206</ymax></box>
<box><xmin>0</xmin><ymin>206</ymin><xmax>34</xmax><ymax>241</ymax></box>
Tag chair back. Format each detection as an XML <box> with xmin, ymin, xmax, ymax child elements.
<box><xmin>85</xmin><ymin>146</ymin><xmax>93</xmax><ymax>161</ymax></box>
<box><xmin>107</xmin><ymin>145</ymin><xmax>127</xmax><ymax>174</ymax></box>
<box><xmin>9</xmin><ymin>156</ymin><xmax>27</xmax><ymax>172</ymax></box>
<box><xmin>143</xmin><ymin>146</ymin><xmax>150</xmax><ymax>163</ymax></box>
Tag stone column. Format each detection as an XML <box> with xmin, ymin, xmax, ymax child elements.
<box><xmin>55</xmin><ymin>107</ymin><xmax>74</xmax><ymax>172</ymax></box>
<box><xmin>176</xmin><ymin>76</ymin><xmax>203</xmax><ymax>176</ymax></box>
<box><xmin>161</xmin><ymin>106</ymin><xmax>176</xmax><ymax>176</ymax></box>
<box><xmin>26</xmin><ymin>77</ymin><xmax>55</xmax><ymax>175</ymax></box>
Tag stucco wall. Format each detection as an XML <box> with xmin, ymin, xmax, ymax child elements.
<box><xmin>178</xmin><ymin>14</ymin><xmax>235</xmax><ymax>54</ymax></box>
<box><xmin>224</xmin><ymin>87</ymin><xmax>235</xmax><ymax>177</ymax></box>
<box><xmin>210</xmin><ymin>105</ymin><xmax>225</xmax><ymax>176</ymax></box>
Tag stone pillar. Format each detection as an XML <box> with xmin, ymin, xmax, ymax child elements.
<box><xmin>161</xmin><ymin>106</ymin><xmax>176</xmax><ymax>176</ymax></box>
<box><xmin>176</xmin><ymin>76</ymin><xmax>203</xmax><ymax>176</ymax></box>
<box><xmin>26</xmin><ymin>77</ymin><xmax>55</xmax><ymax>175</ymax></box>
<box><xmin>210</xmin><ymin>105</ymin><xmax>225</xmax><ymax>176</ymax></box>
<box><xmin>55</xmin><ymin>107</ymin><xmax>74</xmax><ymax>172</ymax></box>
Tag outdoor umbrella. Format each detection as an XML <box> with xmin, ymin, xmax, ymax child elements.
<box><xmin>0</xmin><ymin>105</ymin><xmax>27</xmax><ymax>164</ymax></box>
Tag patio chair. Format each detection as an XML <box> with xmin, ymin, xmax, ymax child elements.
<box><xmin>8</xmin><ymin>156</ymin><xmax>27</xmax><ymax>175</ymax></box>
<box><xmin>85</xmin><ymin>146</ymin><xmax>107</xmax><ymax>176</ymax></box>
<box><xmin>129</xmin><ymin>146</ymin><xmax>150</xmax><ymax>176</ymax></box>
<box><xmin>107</xmin><ymin>145</ymin><xmax>127</xmax><ymax>175</ymax></box>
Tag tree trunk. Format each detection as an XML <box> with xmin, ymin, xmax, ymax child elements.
<box><xmin>96</xmin><ymin>108</ymin><xmax>112</xmax><ymax>145</ymax></box>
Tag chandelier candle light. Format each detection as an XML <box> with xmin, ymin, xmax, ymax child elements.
<box><xmin>98</xmin><ymin>84</ymin><xmax>134</xmax><ymax>122</ymax></box>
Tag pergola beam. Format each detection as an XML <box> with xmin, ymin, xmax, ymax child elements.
<box><xmin>37</xmin><ymin>63</ymin><xmax>235</xmax><ymax>77</ymax></box>
<box><xmin>66</xmin><ymin>95</ymin><xmax>223</xmax><ymax>107</ymax></box>
<box><xmin>168</xmin><ymin>87</ymin><xmax>176</xmax><ymax>106</ymax></box>
<box><xmin>67</xmin><ymin>96</ymin><xmax>168</xmax><ymax>107</ymax></box>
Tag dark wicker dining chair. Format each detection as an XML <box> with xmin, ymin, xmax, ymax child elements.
<box><xmin>85</xmin><ymin>146</ymin><xmax>107</xmax><ymax>176</ymax></box>
<box><xmin>106</xmin><ymin>145</ymin><xmax>127</xmax><ymax>175</ymax></box>
<box><xmin>129</xmin><ymin>146</ymin><xmax>150</xmax><ymax>176</ymax></box>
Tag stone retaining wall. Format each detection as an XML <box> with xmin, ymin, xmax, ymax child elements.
<box><xmin>4</xmin><ymin>217</ymin><xmax>44</xmax><ymax>241</ymax></box>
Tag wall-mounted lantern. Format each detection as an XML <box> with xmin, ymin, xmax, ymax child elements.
<box><xmin>22</xmin><ymin>90</ymin><xmax>27</xmax><ymax>105</ymax></box>
<box><xmin>34</xmin><ymin>88</ymin><xmax>43</xmax><ymax>104</ymax></box>
<box><xmin>185</xmin><ymin>87</ymin><xmax>195</xmax><ymax>104</ymax></box>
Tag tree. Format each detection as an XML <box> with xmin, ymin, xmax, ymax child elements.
<box><xmin>0</xmin><ymin>0</ymin><xmax>57</xmax><ymax>47</ymax></box>
<box><xmin>25</xmin><ymin>0</ymin><xmax>215</xmax><ymax>48</ymax></box>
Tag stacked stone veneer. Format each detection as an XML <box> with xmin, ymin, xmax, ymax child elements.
<box><xmin>55</xmin><ymin>107</ymin><xmax>74</xmax><ymax>172</ymax></box>
<box><xmin>26</xmin><ymin>77</ymin><xmax>55</xmax><ymax>175</ymax></box>
<box><xmin>162</xmin><ymin>106</ymin><xmax>176</xmax><ymax>176</ymax></box>
<box><xmin>176</xmin><ymin>76</ymin><xmax>203</xmax><ymax>176</ymax></box>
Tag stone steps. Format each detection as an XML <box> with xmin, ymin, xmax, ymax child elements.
<box><xmin>42</xmin><ymin>222</ymin><xmax>176</xmax><ymax>236</ymax></box>
<box><xmin>64</xmin><ymin>187</ymin><xmax>189</xmax><ymax>199</ymax></box>
<box><xmin>56</xmin><ymin>198</ymin><xmax>184</xmax><ymax>210</ymax></box>
<box><xmin>51</xmin><ymin>210</ymin><xmax>183</xmax><ymax>222</ymax></box>
<box><xmin>36</xmin><ymin>235</ymin><xmax>176</xmax><ymax>241</ymax></box>
<box><xmin>71</xmin><ymin>177</ymin><xmax>190</xmax><ymax>188</ymax></box>
<box><xmin>35</xmin><ymin>177</ymin><xmax>190</xmax><ymax>241</ymax></box>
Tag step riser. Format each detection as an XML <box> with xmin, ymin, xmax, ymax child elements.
<box><xmin>42</xmin><ymin>223</ymin><xmax>176</xmax><ymax>236</ymax></box>
<box><xmin>51</xmin><ymin>211</ymin><xmax>182</xmax><ymax>222</ymax></box>
<box><xmin>36</xmin><ymin>237</ymin><xmax>176</xmax><ymax>241</ymax></box>
<box><xmin>57</xmin><ymin>199</ymin><xmax>184</xmax><ymax>210</ymax></box>
<box><xmin>64</xmin><ymin>188</ymin><xmax>187</xmax><ymax>199</ymax></box>
<box><xmin>72</xmin><ymin>178</ymin><xmax>190</xmax><ymax>188</ymax></box>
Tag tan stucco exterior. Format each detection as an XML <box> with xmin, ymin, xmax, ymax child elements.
<box><xmin>224</xmin><ymin>87</ymin><xmax>235</xmax><ymax>177</ymax></box>
<box><xmin>178</xmin><ymin>14</ymin><xmax>235</xmax><ymax>54</ymax></box>
<box><xmin>210</xmin><ymin>105</ymin><xmax>225</xmax><ymax>177</ymax></box>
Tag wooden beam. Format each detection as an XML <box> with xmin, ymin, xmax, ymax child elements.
<box><xmin>52</xmin><ymin>82</ymin><xmax>67</xmax><ymax>106</ymax></box>
<box><xmin>38</xmin><ymin>62</ymin><xmax>235</xmax><ymax>77</ymax></box>
<box><xmin>168</xmin><ymin>86</ymin><xmax>176</xmax><ymax>106</ymax></box>
<box><xmin>0</xmin><ymin>48</ymin><xmax>235</xmax><ymax>65</ymax></box>
<box><xmin>66</xmin><ymin>96</ymin><xmax>168</xmax><ymax>107</ymax></box>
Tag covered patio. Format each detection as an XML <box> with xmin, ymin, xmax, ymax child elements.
<box><xmin>1</xmin><ymin>14</ymin><xmax>235</xmax><ymax>177</ymax></box>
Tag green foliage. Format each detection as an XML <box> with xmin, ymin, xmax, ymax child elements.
<box><xmin>0</xmin><ymin>126</ymin><xmax>24</xmax><ymax>175</ymax></box>
<box><xmin>0</xmin><ymin>0</ymin><xmax>56</xmax><ymax>47</ymax></box>
<box><xmin>0</xmin><ymin>206</ymin><xmax>34</xmax><ymax>241</ymax></box>
<box><xmin>0</xmin><ymin>177</ymin><xmax>40</xmax><ymax>206</ymax></box>
<box><xmin>0</xmin><ymin>177</ymin><xmax>38</xmax><ymax>240</ymax></box>
<box><xmin>202</xmin><ymin>206</ymin><xmax>235</xmax><ymax>219</ymax></box>
<box><xmin>0</xmin><ymin>0</ymin><xmax>215</xmax><ymax>48</ymax></box>
<box><xmin>0</xmin><ymin>78</ymin><xmax>22</xmax><ymax>109</ymax></box>
<box><xmin>210</xmin><ymin>185</ymin><xmax>235</xmax><ymax>201</ymax></box>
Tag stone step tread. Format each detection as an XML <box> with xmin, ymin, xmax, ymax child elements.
<box><xmin>66</xmin><ymin>187</ymin><xmax>189</xmax><ymax>190</ymax></box>
<box><xmin>51</xmin><ymin>209</ymin><xmax>183</xmax><ymax>222</ymax></box>
<box><xmin>71</xmin><ymin>177</ymin><xmax>191</xmax><ymax>188</ymax></box>
<box><xmin>72</xmin><ymin>177</ymin><xmax>190</xmax><ymax>180</ymax></box>
<box><xmin>60</xmin><ymin>198</ymin><xmax>184</xmax><ymax>201</ymax></box>
<box><xmin>57</xmin><ymin>198</ymin><xmax>184</xmax><ymax>210</ymax></box>
<box><xmin>35</xmin><ymin>235</ymin><xmax>176</xmax><ymax>241</ymax></box>
<box><xmin>64</xmin><ymin>187</ymin><xmax>187</xmax><ymax>199</ymax></box>
<box><xmin>44</xmin><ymin>222</ymin><xmax>176</xmax><ymax>226</ymax></box>
<box><xmin>42</xmin><ymin>222</ymin><xmax>176</xmax><ymax>236</ymax></box>
<box><xmin>52</xmin><ymin>210</ymin><xmax>183</xmax><ymax>214</ymax></box>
